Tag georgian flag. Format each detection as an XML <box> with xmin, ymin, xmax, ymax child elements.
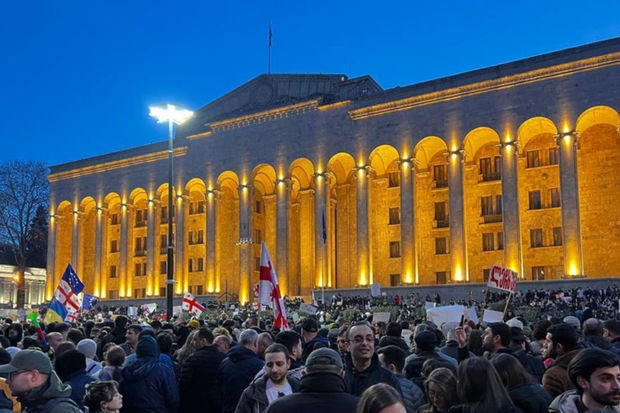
<box><xmin>182</xmin><ymin>292</ymin><xmax>205</xmax><ymax>316</ymax></box>
<box><xmin>258</xmin><ymin>242</ymin><xmax>289</xmax><ymax>330</ymax></box>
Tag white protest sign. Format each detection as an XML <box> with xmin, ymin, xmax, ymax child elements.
<box><xmin>465</xmin><ymin>307</ymin><xmax>479</xmax><ymax>324</ymax></box>
<box><xmin>425</xmin><ymin>305</ymin><xmax>465</xmax><ymax>327</ymax></box>
<box><xmin>373</xmin><ymin>312</ymin><xmax>391</xmax><ymax>324</ymax></box>
<box><xmin>173</xmin><ymin>306</ymin><xmax>183</xmax><ymax>316</ymax></box>
<box><xmin>482</xmin><ymin>309</ymin><xmax>504</xmax><ymax>323</ymax></box>
<box><xmin>425</xmin><ymin>301</ymin><xmax>436</xmax><ymax>310</ymax></box>
<box><xmin>299</xmin><ymin>303</ymin><xmax>318</xmax><ymax>315</ymax></box>
<box><xmin>127</xmin><ymin>307</ymin><xmax>137</xmax><ymax>317</ymax></box>
<box><xmin>487</xmin><ymin>265</ymin><xmax>518</xmax><ymax>293</ymax></box>
<box><xmin>370</xmin><ymin>283</ymin><xmax>381</xmax><ymax>297</ymax></box>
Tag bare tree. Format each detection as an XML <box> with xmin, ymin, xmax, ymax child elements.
<box><xmin>0</xmin><ymin>161</ymin><xmax>49</xmax><ymax>308</ymax></box>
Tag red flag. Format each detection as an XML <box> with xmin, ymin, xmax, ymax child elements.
<box><xmin>259</xmin><ymin>242</ymin><xmax>289</xmax><ymax>330</ymax></box>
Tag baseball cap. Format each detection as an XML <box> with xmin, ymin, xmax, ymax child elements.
<box><xmin>302</xmin><ymin>318</ymin><xmax>319</xmax><ymax>333</ymax></box>
<box><xmin>305</xmin><ymin>347</ymin><xmax>343</xmax><ymax>370</ymax></box>
<box><xmin>0</xmin><ymin>349</ymin><xmax>52</xmax><ymax>375</ymax></box>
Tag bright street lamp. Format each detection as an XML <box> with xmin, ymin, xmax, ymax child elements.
<box><xmin>149</xmin><ymin>103</ymin><xmax>193</xmax><ymax>320</ymax></box>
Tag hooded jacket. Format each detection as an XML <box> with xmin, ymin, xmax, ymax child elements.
<box><xmin>235</xmin><ymin>373</ymin><xmax>300</xmax><ymax>413</ymax></box>
<box><xmin>16</xmin><ymin>371</ymin><xmax>81</xmax><ymax>413</ymax></box>
<box><xmin>508</xmin><ymin>383</ymin><xmax>553</xmax><ymax>413</ymax></box>
<box><xmin>264</xmin><ymin>372</ymin><xmax>358</xmax><ymax>413</ymax></box>
<box><xmin>119</xmin><ymin>336</ymin><xmax>179</xmax><ymax>413</ymax></box>
<box><xmin>343</xmin><ymin>353</ymin><xmax>402</xmax><ymax>396</ymax></box>
<box><xmin>549</xmin><ymin>389</ymin><xmax>620</xmax><ymax>413</ymax></box>
<box><xmin>218</xmin><ymin>345</ymin><xmax>264</xmax><ymax>413</ymax></box>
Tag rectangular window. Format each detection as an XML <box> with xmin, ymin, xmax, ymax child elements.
<box><xmin>188</xmin><ymin>258</ymin><xmax>194</xmax><ymax>272</ymax></box>
<box><xmin>388</xmin><ymin>172</ymin><xmax>400</xmax><ymax>188</ymax></box>
<box><xmin>159</xmin><ymin>287</ymin><xmax>166</xmax><ymax>297</ymax></box>
<box><xmin>482</xmin><ymin>233</ymin><xmax>495</xmax><ymax>251</ymax></box>
<box><xmin>435</xmin><ymin>237</ymin><xmax>447</xmax><ymax>255</ymax></box>
<box><xmin>549</xmin><ymin>147</ymin><xmax>559</xmax><ymax>165</ymax></box>
<box><xmin>196</xmin><ymin>285</ymin><xmax>204</xmax><ymax>295</ymax></box>
<box><xmin>494</xmin><ymin>156</ymin><xmax>502</xmax><ymax>178</ymax></box>
<box><xmin>480</xmin><ymin>157</ymin><xmax>492</xmax><ymax>178</ymax></box>
<box><xmin>108</xmin><ymin>290</ymin><xmax>118</xmax><ymax>299</ymax></box>
<box><xmin>550</xmin><ymin>188</ymin><xmax>561</xmax><ymax>208</ymax></box>
<box><xmin>109</xmin><ymin>265</ymin><xmax>117</xmax><ymax>278</ymax></box>
<box><xmin>254</xmin><ymin>229</ymin><xmax>262</xmax><ymax>244</ymax></box>
<box><xmin>197</xmin><ymin>258</ymin><xmax>204</xmax><ymax>272</ymax></box>
<box><xmin>189</xmin><ymin>231</ymin><xmax>195</xmax><ymax>245</ymax></box>
<box><xmin>255</xmin><ymin>257</ymin><xmax>261</xmax><ymax>271</ymax></box>
<box><xmin>134</xmin><ymin>262</ymin><xmax>141</xmax><ymax>277</ymax></box>
<box><xmin>496</xmin><ymin>195</ymin><xmax>503</xmax><ymax>215</ymax></box>
<box><xmin>553</xmin><ymin>227</ymin><xmax>563</xmax><ymax>246</ymax></box>
<box><xmin>483</xmin><ymin>269</ymin><xmax>491</xmax><ymax>282</ymax></box>
<box><xmin>160</xmin><ymin>260</ymin><xmax>167</xmax><ymax>275</ymax></box>
<box><xmin>110</xmin><ymin>213</ymin><xmax>119</xmax><ymax>225</ymax></box>
<box><xmin>497</xmin><ymin>232</ymin><xmax>504</xmax><ymax>250</ymax></box>
<box><xmin>134</xmin><ymin>288</ymin><xmax>141</xmax><ymax>298</ymax></box>
<box><xmin>435</xmin><ymin>271</ymin><xmax>447</xmax><ymax>284</ymax></box>
<box><xmin>189</xmin><ymin>202</ymin><xmax>195</xmax><ymax>215</ymax></box>
<box><xmin>433</xmin><ymin>165</ymin><xmax>448</xmax><ymax>187</ymax></box>
<box><xmin>530</xmin><ymin>228</ymin><xmax>543</xmax><ymax>248</ymax></box>
<box><xmin>532</xmin><ymin>266</ymin><xmax>545</xmax><ymax>281</ymax></box>
<box><xmin>434</xmin><ymin>202</ymin><xmax>447</xmax><ymax>224</ymax></box>
<box><xmin>197</xmin><ymin>230</ymin><xmax>204</xmax><ymax>244</ymax></box>
<box><xmin>526</xmin><ymin>150</ymin><xmax>541</xmax><ymax>168</ymax></box>
<box><xmin>110</xmin><ymin>240</ymin><xmax>118</xmax><ymax>253</ymax></box>
<box><xmin>390</xmin><ymin>274</ymin><xmax>400</xmax><ymax>287</ymax></box>
<box><xmin>481</xmin><ymin>196</ymin><xmax>493</xmax><ymax>216</ymax></box>
<box><xmin>389</xmin><ymin>241</ymin><xmax>400</xmax><ymax>258</ymax></box>
<box><xmin>529</xmin><ymin>191</ymin><xmax>542</xmax><ymax>210</ymax></box>
<box><xmin>388</xmin><ymin>207</ymin><xmax>400</xmax><ymax>225</ymax></box>
<box><xmin>161</xmin><ymin>206</ymin><xmax>168</xmax><ymax>224</ymax></box>
<box><xmin>255</xmin><ymin>200</ymin><xmax>262</xmax><ymax>214</ymax></box>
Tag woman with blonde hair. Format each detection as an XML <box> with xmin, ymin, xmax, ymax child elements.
<box><xmin>175</xmin><ymin>329</ymin><xmax>199</xmax><ymax>365</ymax></box>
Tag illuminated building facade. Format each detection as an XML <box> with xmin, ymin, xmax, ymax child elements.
<box><xmin>48</xmin><ymin>38</ymin><xmax>620</xmax><ymax>303</ymax></box>
<box><xmin>0</xmin><ymin>265</ymin><xmax>47</xmax><ymax>307</ymax></box>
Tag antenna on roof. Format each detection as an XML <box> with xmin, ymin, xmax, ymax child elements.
<box><xmin>268</xmin><ymin>22</ymin><xmax>272</xmax><ymax>74</ymax></box>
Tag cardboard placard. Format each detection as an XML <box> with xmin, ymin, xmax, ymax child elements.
<box><xmin>425</xmin><ymin>305</ymin><xmax>465</xmax><ymax>327</ymax></box>
<box><xmin>299</xmin><ymin>303</ymin><xmax>318</xmax><ymax>315</ymax></box>
<box><xmin>173</xmin><ymin>306</ymin><xmax>183</xmax><ymax>315</ymax></box>
<box><xmin>372</xmin><ymin>312</ymin><xmax>391</xmax><ymax>324</ymax></box>
<box><xmin>487</xmin><ymin>265</ymin><xmax>518</xmax><ymax>293</ymax></box>
<box><xmin>482</xmin><ymin>309</ymin><xmax>504</xmax><ymax>323</ymax></box>
<box><xmin>425</xmin><ymin>301</ymin><xmax>436</xmax><ymax>310</ymax></box>
<box><xmin>465</xmin><ymin>307</ymin><xmax>479</xmax><ymax>324</ymax></box>
<box><xmin>127</xmin><ymin>307</ymin><xmax>137</xmax><ymax>317</ymax></box>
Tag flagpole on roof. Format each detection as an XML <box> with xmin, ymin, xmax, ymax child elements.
<box><xmin>268</xmin><ymin>22</ymin><xmax>272</xmax><ymax>74</ymax></box>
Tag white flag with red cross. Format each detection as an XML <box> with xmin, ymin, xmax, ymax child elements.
<box><xmin>182</xmin><ymin>292</ymin><xmax>205</xmax><ymax>316</ymax></box>
<box><xmin>258</xmin><ymin>242</ymin><xmax>289</xmax><ymax>330</ymax></box>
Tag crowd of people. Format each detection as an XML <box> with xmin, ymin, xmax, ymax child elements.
<box><xmin>0</xmin><ymin>284</ymin><xmax>620</xmax><ymax>412</ymax></box>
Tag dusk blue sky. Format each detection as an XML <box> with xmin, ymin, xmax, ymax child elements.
<box><xmin>1</xmin><ymin>1</ymin><xmax>619</xmax><ymax>168</ymax></box>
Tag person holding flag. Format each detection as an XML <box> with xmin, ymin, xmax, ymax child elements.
<box><xmin>182</xmin><ymin>292</ymin><xmax>205</xmax><ymax>316</ymax></box>
<box><xmin>82</xmin><ymin>293</ymin><xmax>98</xmax><ymax>311</ymax></box>
<box><xmin>258</xmin><ymin>242</ymin><xmax>288</xmax><ymax>331</ymax></box>
<box><xmin>44</xmin><ymin>264</ymin><xmax>84</xmax><ymax>323</ymax></box>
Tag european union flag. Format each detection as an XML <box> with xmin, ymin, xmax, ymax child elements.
<box><xmin>61</xmin><ymin>264</ymin><xmax>84</xmax><ymax>294</ymax></box>
<box><xmin>82</xmin><ymin>293</ymin><xmax>98</xmax><ymax>310</ymax></box>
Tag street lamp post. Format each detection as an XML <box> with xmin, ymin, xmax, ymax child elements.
<box><xmin>149</xmin><ymin>104</ymin><xmax>193</xmax><ymax>320</ymax></box>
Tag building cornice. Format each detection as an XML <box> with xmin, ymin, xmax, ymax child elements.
<box><xmin>348</xmin><ymin>51</ymin><xmax>620</xmax><ymax>121</ymax></box>
<box><xmin>48</xmin><ymin>147</ymin><xmax>188</xmax><ymax>183</ymax></box>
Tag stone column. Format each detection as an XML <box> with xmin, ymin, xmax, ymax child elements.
<box><xmin>556</xmin><ymin>131</ymin><xmax>584</xmax><ymax>276</ymax></box>
<box><xmin>500</xmin><ymin>141</ymin><xmax>523</xmax><ymax>276</ymax></box>
<box><xmin>314</xmin><ymin>172</ymin><xmax>328</xmax><ymax>291</ymax></box>
<box><xmin>206</xmin><ymin>189</ymin><xmax>219</xmax><ymax>293</ymax></box>
<box><xmin>399</xmin><ymin>158</ymin><xmax>416</xmax><ymax>284</ymax></box>
<box><xmin>175</xmin><ymin>195</ymin><xmax>187</xmax><ymax>294</ymax></box>
<box><xmin>94</xmin><ymin>208</ymin><xmax>106</xmax><ymax>297</ymax></box>
<box><xmin>355</xmin><ymin>166</ymin><xmax>371</xmax><ymax>285</ymax></box>
<box><xmin>275</xmin><ymin>178</ymin><xmax>290</xmax><ymax>296</ymax></box>
<box><xmin>146</xmin><ymin>200</ymin><xmax>157</xmax><ymax>296</ymax></box>
<box><xmin>46</xmin><ymin>213</ymin><xmax>57</xmax><ymax>300</ymax></box>
<box><xmin>238</xmin><ymin>183</ymin><xmax>253</xmax><ymax>303</ymax></box>
<box><xmin>328</xmin><ymin>197</ymin><xmax>337</xmax><ymax>287</ymax></box>
<box><xmin>448</xmin><ymin>150</ymin><xmax>468</xmax><ymax>282</ymax></box>
<box><xmin>71</xmin><ymin>210</ymin><xmax>80</xmax><ymax>271</ymax></box>
<box><xmin>119</xmin><ymin>204</ymin><xmax>131</xmax><ymax>297</ymax></box>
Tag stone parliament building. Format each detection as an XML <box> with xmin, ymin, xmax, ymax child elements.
<box><xmin>47</xmin><ymin>38</ymin><xmax>620</xmax><ymax>303</ymax></box>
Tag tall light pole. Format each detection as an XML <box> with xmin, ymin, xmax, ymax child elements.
<box><xmin>149</xmin><ymin>104</ymin><xmax>193</xmax><ymax>320</ymax></box>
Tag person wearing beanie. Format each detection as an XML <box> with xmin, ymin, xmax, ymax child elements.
<box><xmin>403</xmin><ymin>327</ymin><xmax>447</xmax><ymax>389</ymax></box>
<box><xmin>77</xmin><ymin>338</ymin><xmax>102</xmax><ymax>378</ymax></box>
<box><xmin>118</xmin><ymin>336</ymin><xmax>179</xmax><ymax>412</ymax></box>
<box><xmin>55</xmin><ymin>349</ymin><xmax>95</xmax><ymax>408</ymax></box>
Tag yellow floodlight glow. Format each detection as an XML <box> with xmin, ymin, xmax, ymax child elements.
<box><xmin>149</xmin><ymin>104</ymin><xmax>193</xmax><ymax>125</ymax></box>
<box><xmin>569</xmin><ymin>262</ymin><xmax>579</xmax><ymax>276</ymax></box>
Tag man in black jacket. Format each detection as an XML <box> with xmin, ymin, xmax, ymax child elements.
<box><xmin>266</xmin><ymin>347</ymin><xmax>358</xmax><ymax>413</ymax></box>
<box><xmin>179</xmin><ymin>327</ymin><xmax>225</xmax><ymax>412</ymax></box>
<box><xmin>344</xmin><ymin>322</ymin><xmax>402</xmax><ymax>396</ymax></box>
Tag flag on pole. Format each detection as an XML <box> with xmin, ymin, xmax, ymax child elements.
<box><xmin>258</xmin><ymin>242</ymin><xmax>289</xmax><ymax>330</ymax></box>
<box><xmin>140</xmin><ymin>303</ymin><xmax>157</xmax><ymax>317</ymax></box>
<box><xmin>44</xmin><ymin>264</ymin><xmax>84</xmax><ymax>323</ymax></box>
<box><xmin>322</xmin><ymin>208</ymin><xmax>327</xmax><ymax>245</ymax></box>
<box><xmin>82</xmin><ymin>293</ymin><xmax>98</xmax><ymax>310</ymax></box>
<box><xmin>269</xmin><ymin>23</ymin><xmax>273</xmax><ymax>47</ymax></box>
<box><xmin>182</xmin><ymin>292</ymin><xmax>205</xmax><ymax>316</ymax></box>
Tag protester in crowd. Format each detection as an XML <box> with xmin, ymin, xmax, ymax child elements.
<box><xmin>175</xmin><ymin>329</ymin><xmax>199</xmax><ymax>366</ymax></box>
<box><xmin>581</xmin><ymin>317</ymin><xmax>611</xmax><ymax>349</ymax></box>
<box><xmin>6</xmin><ymin>323</ymin><xmax>23</xmax><ymax>347</ymax></box>
<box><xmin>98</xmin><ymin>316</ymin><xmax>128</xmax><ymax>359</ymax></box>
<box><xmin>337</xmin><ymin>325</ymin><xmax>350</xmax><ymax>358</ymax></box>
<box><xmin>507</xmin><ymin>326</ymin><xmax>546</xmax><ymax>382</ymax></box>
<box><xmin>344</xmin><ymin>322</ymin><xmax>402</xmax><ymax>396</ymax></box>
<box><xmin>118</xmin><ymin>335</ymin><xmax>179</xmax><ymax>412</ymax></box>
<box><xmin>417</xmin><ymin>367</ymin><xmax>457</xmax><ymax>413</ymax></box>
<box><xmin>218</xmin><ymin>328</ymin><xmax>264</xmax><ymax>413</ymax></box>
<box><xmin>357</xmin><ymin>383</ymin><xmax>406</xmax><ymax>413</ymax></box>
<box><xmin>377</xmin><ymin>345</ymin><xmax>425</xmax><ymax>413</ymax></box>
<box><xmin>83</xmin><ymin>380</ymin><xmax>123</xmax><ymax>413</ymax></box>
<box><xmin>67</xmin><ymin>328</ymin><xmax>84</xmax><ymax>346</ymax></box>
<box><xmin>491</xmin><ymin>353</ymin><xmax>552</xmax><ymax>413</ymax></box>
<box><xmin>549</xmin><ymin>348</ymin><xmax>620</xmax><ymax>412</ymax></box>
<box><xmin>120</xmin><ymin>324</ymin><xmax>142</xmax><ymax>356</ymax></box>
<box><xmin>450</xmin><ymin>357</ymin><xmax>518</xmax><ymax>412</ymax></box>
<box><xmin>236</xmin><ymin>343</ymin><xmax>300</xmax><ymax>413</ymax></box>
<box><xmin>46</xmin><ymin>332</ymin><xmax>64</xmax><ymax>355</ymax></box>
<box><xmin>178</xmin><ymin>327</ymin><xmax>226</xmax><ymax>412</ymax></box>
<box><xmin>0</xmin><ymin>348</ymin><xmax>19</xmax><ymax>413</ymax></box>
<box><xmin>405</xmin><ymin>326</ymin><xmax>451</xmax><ymax>388</ymax></box>
<box><xmin>96</xmin><ymin>345</ymin><xmax>125</xmax><ymax>382</ymax></box>
<box><xmin>542</xmin><ymin>322</ymin><xmax>583</xmax><ymax>398</ymax></box>
<box><xmin>76</xmin><ymin>338</ymin><xmax>102</xmax><ymax>378</ymax></box>
<box><xmin>256</xmin><ymin>332</ymin><xmax>274</xmax><ymax>360</ymax></box>
<box><xmin>265</xmin><ymin>348</ymin><xmax>359</xmax><ymax>413</ymax></box>
<box><xmin>214</xmin><ymin>335</ymin><xmax>232</xmax><ymax>354</ymax></box>
<box><xmin>604</xmin><ymin>319</ymin><xmax>620</xmax><ymax>356</ymax></box>
<box><xmin>54</xmin><ymin>341</ymin><xmax>76</xmax><ymax>360</ymax></box>
<box><xmin>0</xmin><ymin>349</ymin><xmax>81</xmax><ymax>412</ymax></box>
<box><xmin>378</xmin><ymin>323</ymin><xmax>409</xmax><ymax>353</ymax></box>
<box><xmin>272</xmin><ymin>330</ymin><xmax>304</xmax><ymax>379</ymax></box>
<box><xmin>54</xmin><ymin>349</ymin><xmax>95</xmax><ymax>407</ymax></box>
<box><xmin>301</xmin><ymin>318</ymin><xmax>329</xmax><ymax>361</ymax></box>
<box><xmin>530</xmin><ymin>319</ymin><xmax>552</xmax><ymax>356</ymax></box>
